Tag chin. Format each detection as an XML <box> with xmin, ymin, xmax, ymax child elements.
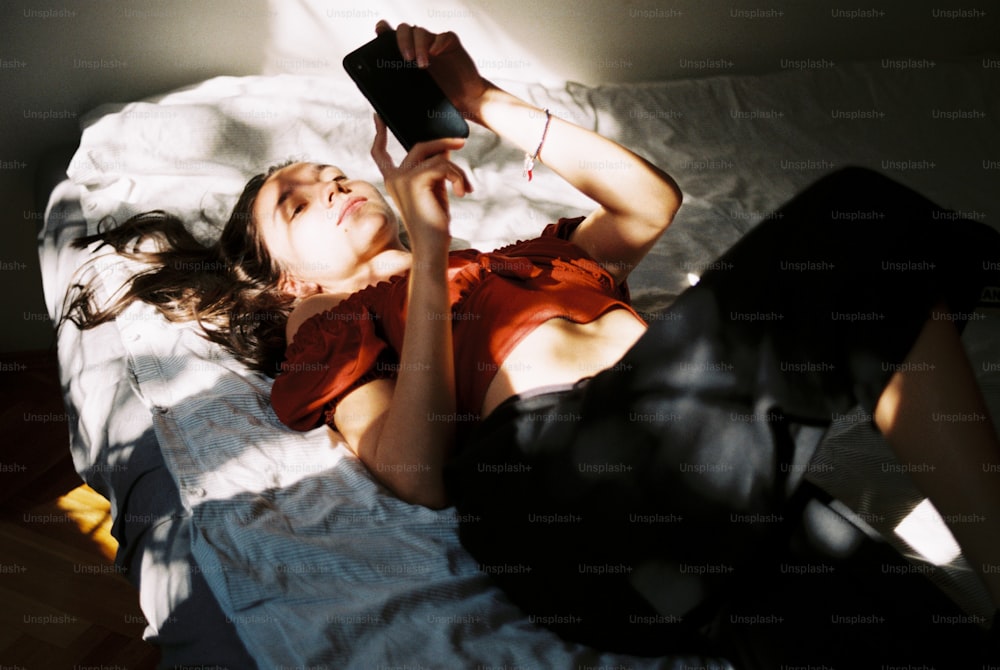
<box><xmin>353</xmin><ymin>209</ymin><xmax>403</xmax><ymax>247</ymax></box>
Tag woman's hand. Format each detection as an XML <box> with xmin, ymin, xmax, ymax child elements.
<box><xmin>370</xmin><ymin>114</ymin><xmax>473</xmax><ymax>250</ymax></box>
<box><xmin>374</xmin><ymin>20</ymin><xmax>491</xmax><ymax>124</ymax></box>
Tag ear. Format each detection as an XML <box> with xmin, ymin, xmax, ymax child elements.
<box><xmin>277</xmin><ymin>272</ymin><xmax>321</xmax><ymax>299</ymax></box>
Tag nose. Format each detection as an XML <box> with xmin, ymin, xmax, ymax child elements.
<box><xmin>319</xmin><ymin>178</ymin><xmax>346</xmax><ymax>207</ymax></box>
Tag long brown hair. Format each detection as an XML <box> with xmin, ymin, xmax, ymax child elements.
<box><xmin>62</xmin><ymin>164</ymin><xmax>294</xmax><ymax>376</ymax></box>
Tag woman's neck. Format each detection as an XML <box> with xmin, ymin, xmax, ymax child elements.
<box><xmin>321</xmin><ymin>247</ymin><xmax>413</xmax><ymax>297</ymax></box>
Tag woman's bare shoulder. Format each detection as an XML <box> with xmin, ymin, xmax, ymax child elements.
<box><xmin>286</xmin><ymin>293</ymin><xmax>348</xmax><ymax>344</ymax></box>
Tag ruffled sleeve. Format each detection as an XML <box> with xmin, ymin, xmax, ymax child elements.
<box><xmin>541</xmin><ymin>216</ymin><xmax>586</xmax><ymax>241</ymax></box>
<box><xmin>538</xmin><ymin>216</ymin><xmax>632</xmax><ymax>303</ymax></box>
<box><xmin>271</xmin><ymin>305</ymin><xmax>395</xmax><ymax>431</ymax></box>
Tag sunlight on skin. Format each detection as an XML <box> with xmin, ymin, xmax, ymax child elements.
<box><xmin>872</xmin><ymin>370</ymin><xmax>901</xmax><ymax>435</ymax></box>
<box><xmin>873</xmin><ymin>304</ymin><xmax>1000</xmax><ymax>608</ymax></box>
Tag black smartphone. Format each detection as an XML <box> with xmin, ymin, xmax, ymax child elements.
<box><xmin>343</xmin><ymin>29</ymin><xmax>470</xmax><ymax>151</ymax></box>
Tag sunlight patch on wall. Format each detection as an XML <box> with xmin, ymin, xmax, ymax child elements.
<box><xmin>262</xmin><ymin>0</ymin><xmax>563</xmax><ymax>84</ymax></box>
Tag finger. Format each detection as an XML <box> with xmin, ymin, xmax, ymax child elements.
<box><xmin>421</xmin><ymin>154</ymin><xmax>473</xmax><ymax>198</ymax></box>
<box><xmin>460</xmin><ymin>165</ymin><xmax>474</xmax><ymax>195</ymax></box>
<box><xmin>451</xmin><ymin>162</ymin><xmax>474</xmax><ymax>197</ymax></box>
<box><xmin>412</xmin><ymin>26</ymin><xmax>434</xmax><ymax>68</ymax></box>
<box><xmin>428</xmin><ymin>30</ymin><xmax>457</xmax><ymax>57</ymax></box>
<box><xmin>406</xmin><ymin>137</ymin><xmax>467</xmax><ymax>163</ymax></box>
<box><xmin>370</xmin><ymin>114</ymin><xmax>395</xmax><ymax>176</ymax></box>
<box><xmin>434</xmin><ymin>155</ymin><xmax>474</xmax><ymax>197</ymax></box>
<box><xmin>446</xmin><ymin>167</ymin><xmax>467</xmax><ymax>199</ymax></box>
<box><xmin>374</xmin><ymin>19</ymin><xmax>392</xmax><ymax>34</ymax></box>
<box><xmin>444</xmin><ymin>161</ymin><xmax>473</xmax><ymax>198</ymax></box>
<box><xmin>395</xmin><ymin>22</ymin><xmax>415</xmax><ymax>62</ymax></box>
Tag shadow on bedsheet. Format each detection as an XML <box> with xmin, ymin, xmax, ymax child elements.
<box><xmin>97</xmin><ymin>355</ymin><xmax>727</xmax><ymax>668</ymax></box>
<box><xmin>104</xmin><ymin>422</ymin><xmax>257</xmax><ymax>670</ymax></box>
<box><xmin>102</xmin><ymin>351</ymin><xmax>998</xmax><ymax>669</ymax></box>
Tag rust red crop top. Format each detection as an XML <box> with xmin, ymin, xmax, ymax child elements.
<box><xmin>271</xmin><ymin>217</ymin><xmax>643</xmax><ymax>431</ymax></box>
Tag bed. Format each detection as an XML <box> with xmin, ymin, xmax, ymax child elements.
<box><xmin>38</xmin><ymin>54</ymin><xmax>999</xmax><ymax>668</ymax></box>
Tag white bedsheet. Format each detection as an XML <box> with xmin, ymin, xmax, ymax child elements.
<box><xmin>47</xmin><ymin>57</ymin><xmax>1000</xmax><ymax>666</ymax></box>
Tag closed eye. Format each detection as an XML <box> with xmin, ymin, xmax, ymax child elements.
<box><xmin>291</xmin><ymin>201</ymin><xmax>307</xmax><ymax>219</ymax></box>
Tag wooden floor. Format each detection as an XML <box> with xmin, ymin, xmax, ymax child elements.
<box><xmin>0</xmin><ymin>349</ymin><xmax>160</xmax><ymax>668</ymax></box>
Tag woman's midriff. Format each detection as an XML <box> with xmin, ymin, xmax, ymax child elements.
<box><xmin>480</xmin><ymin>307</ymin><xmax>648</xmax><ymax>418</ymax></box>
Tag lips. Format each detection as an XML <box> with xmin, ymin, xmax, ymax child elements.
<box><xmin>336</xmin><ymin>197</ymin><xmax>367</xmax><ymax>226</ymax></box>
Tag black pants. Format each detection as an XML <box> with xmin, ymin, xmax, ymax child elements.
<box><xmin>445</xmin><ymin>168</ymin><xmax>1000</xmax><ymax>665</ymax></box>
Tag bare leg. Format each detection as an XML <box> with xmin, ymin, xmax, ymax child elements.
<box><xmin>874</xmin><ymin>302</ymin><xmax>1000</xmax><ymax>609</ymax></box>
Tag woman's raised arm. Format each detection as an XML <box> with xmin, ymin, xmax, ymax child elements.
<box><xmin>472</xmin><ymin>87</ymin><xmax>682</xmax><ymax>283</ymax></box>
<box><xmin>333</xmin><ymin>121</ymin><xmax>473</xmax><ymax>510</ymax></box>
<box><xmin>386</xmin><ymin>21</ymin><xmax>683</xmax><ymax>284</ymax></box>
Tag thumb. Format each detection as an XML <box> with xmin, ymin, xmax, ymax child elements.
<box><xmin>370</xmin><ymin>114</ymin><xmax>394</xmax><ymax>176</ymax></box>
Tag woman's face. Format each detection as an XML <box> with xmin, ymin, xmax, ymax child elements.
<box><xmin>253</xmin><ymin>162</ymin><xmax>401</xmax><ymax>293</ymax></box>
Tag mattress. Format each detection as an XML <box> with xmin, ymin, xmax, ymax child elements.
<box><xmin>40</xmin><ymin>56</ymin><xmax>1000</xmax><ymax>667</ymax></box>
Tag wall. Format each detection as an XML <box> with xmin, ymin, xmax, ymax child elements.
<box><xmin>261</xmin><ymin>0</ymin><xmax>1000</xmax><ymax>84</ymax></box>
<box><xmin>1</xmin><ymin>0</ymin><xmax>270</xmax><ymax>352</ymax></box>
<box><xmin>1</xmin><ymin>0</ymin><xmax>996</xmax><ymax>352</ymax></box>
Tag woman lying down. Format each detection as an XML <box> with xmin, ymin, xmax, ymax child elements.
<box><xmin>66</xmin><ymin>20</ymin><xmax>999</xmax><ymax>666</ymax></box>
